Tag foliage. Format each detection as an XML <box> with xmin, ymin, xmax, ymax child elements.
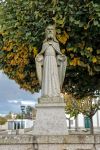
<box><xmin>0</xmin><ymin>116</ymin><xmax>7</xmax><ymax>125</ymax></box>
<box><xmin>65</xmin><ymin>93</ymin><xmax>99</xmax><ymax>117</ymax></box>
<box><xmin>0</xmin><ymin>0</ymin><xmax>100</xmax><ymax>97</ymax></box>
<box><xmin>25</xmin><ymin>105</ymin><xmax>33</xmax><ymax>119</ymax></box>
<box><xmin>15</xmin><ymin>106</ymin><xmax>36</xmax><ymax>119</ymax></box>
<box><xmin>25</xmin><ymin>106</ymin><xmax>36</xmax><ymax>119</ymax></box>
<box><xmin>64</xmin><ymin>92</ymin><xmax>100</xmax><ymax>134</ymax></box>
<box><xmin>80</xmin><ymin>96</ymin><xmax>100</xmax><ymax>117</ymax></box>
<box><xmin>65</xmin><ymin>93</ymin><xmax>80</xmax><ymax>117</ymax></box>
<box><xmin>64</xmin><ymin>66</ymin><xmax>100</xmax><ymax>98</ymax></box>
<box><xmin>16</xmin><ymin>114</ymin><xmax>22</xmax><ymax>119</ymax></box>
<box><xmin>5</xmin><ymin>112</ymin><xmax>12</xmax><ymax>120</ymax></box>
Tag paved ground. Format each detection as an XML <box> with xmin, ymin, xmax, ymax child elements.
<box><xmin>0</xmin><ymin>128</ymin><xmax>100</xmax><ymax>135</ymax></box>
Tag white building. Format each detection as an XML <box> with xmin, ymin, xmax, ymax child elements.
<box><xmin>66</xmin><ymin>110</ymin><xmax>100</xmax><ymax>129</ymax></box>
<box><xmin>8</xmin><ymin>119</ymin><xmax>34</xmax><ymax>130</ymax></box>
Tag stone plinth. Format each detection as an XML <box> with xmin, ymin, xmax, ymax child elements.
<box><xmin>33</xmin><ymin>96</ymin><xmax>68</xmax><ymax>135</ymax></box>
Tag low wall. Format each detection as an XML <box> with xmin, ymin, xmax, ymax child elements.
<box><xmin>0</xmin><ymin>134</ymin><xmax>100</xmax><ymax>150</ymax></box>
<box><xmin>0</xmin><ymin>135</ymin><xmax>34</xmax><ymax>150</ymax></box>
<box><xmin>0</xmin><ymin>123</ymin><xmax>8</xmax><ymax>130</ymax></box>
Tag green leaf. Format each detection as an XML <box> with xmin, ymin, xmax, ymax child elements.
<box><xmin>69</xmin><ymin>16</ymin><xmax>74</xmax><ymax>22</ymax></box>
<box><xmin>94</xmin><ymin>20</ymin><xmax>99</xmax><ymax>25</ymax></box>
<box><xmin>26</xmin><ymin>32</ymin><xmax>31</xmax><ymax>37</ymax></box>
<box><xmin>74</xmin><ymin>20</ymin><xmax>80</xmax><ymax>25</ymax></box>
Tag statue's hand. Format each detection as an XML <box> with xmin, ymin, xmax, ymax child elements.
<box><xmin>36</xmin><ymin>54</ymin><xmax>43</xmax><ymax>62</ymax></box>
<box><xmin>57</xmin><ymin>55</ymin><xmax>66</xmax><ymax>61</ymax></box>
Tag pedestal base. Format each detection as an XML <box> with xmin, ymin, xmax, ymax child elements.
<box><xmin>33</xmin><ymin>97</ymin><xmax>68</xmax><ymax>135</ymax></box>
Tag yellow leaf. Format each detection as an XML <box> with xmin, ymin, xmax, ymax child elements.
<box><xmin>67</xmin><ymin>47</ymin><xmax>73</xmax><ymax>51</ymax></box>
<box><xmin>92</xmin><ymin>57</ymin><xmax>97</xmax><ymax>63</ymax></box>
<box><xmin>33</xmin><ymin>47</ymin><xmax>38</xmax><ymax>57</ymax></box>
<box><xmin>57</xmin><ymin>31</ymin><xmax>69</xmax><ymax>45</ymax></box>
<box><xmin>70</xmin><ymin>61</ymin><xmax>74</xmax><ymax>66</ymax></box>
<box><xmin>70</xmin><ymin>58</ymin><xmax>80</xmax><ymax>66</ymax></box>
<box><xmin>61</xmin><ymin>49</ymin><xmax>65</xmax><ymax>54</ymax></box>
<box><xmin>86</xmin><ymin>47</ymin><xmax>93</xmax><ymax>52</ymax></box>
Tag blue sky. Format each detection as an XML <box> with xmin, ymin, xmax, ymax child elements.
<box><xmin>0</xmin><ymin>71</ymin><xmax>40</xmax><ymax>115</ymax></box>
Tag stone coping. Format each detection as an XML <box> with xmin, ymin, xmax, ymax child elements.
<box><xmin>0</xmin><ymin>135</ymin><xmax>35</xmax><ymax>144</ymax></box>
<box><xmin>36</xmin><ymin>103</ymin><xmax>66</xmax><ymax>107</ymax></box>
<box><xmin>0</xmin><ymin>135</ymin><xmax>100</xmax><ymax>144</ymax></box>
<box><xmin>38</xmin><ymin>96</ymin><xmax>64</xmax><ymax>104</ymax></box>
<box><xmin>35</xmin><ymin>135</ymin><xmax>100</xmax><ymax>144</ymax></box>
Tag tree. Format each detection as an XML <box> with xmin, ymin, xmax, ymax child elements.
<box><xmin>0</xmin><ymin>116</ymin><xmax>7</xmax><ymax>125</ymax></box>
<box><xmin>80</xmin><ymin>96</ymin><xmax>100</xmax><ymax>134</ymax></box>
<box><xmin>15</xmin><ymin>106</ymin><xmax>36</xmax><ymax>119</ymax></box>
<box><xmin>5</xmin><ymin>112</ymin><xmax>12</xmax><ymax>120</ymax></box>
<box><xmin>25</xmin><ymin>106</ymin><xmax>36</xmax><ymax>119</ymax></box>
<box><xmin>64</xmin><ymin>66</ymin><xmax>100</xmax><ymax>98</ymax></box>
<box><xmin>64</xmin><ymin>93</ymin><xmax>100</xmax><ymax>134</ymax></box>
<box><xmin>64</xmin><ymin>93</ymin><xmax>79</xmax><ymax>117</ymax></box>
<box><xmin>25</xmin><ymin>105</ymin><xmax>32</xmax><ymax>119</ymax></box>
<box><xmin>0</xmin><ymin>0</ymin><xmax>100</xmax><ymax>98</ymax></box>
<box><xmin>16</xmin><ymin>114</ymin><xmax>22</xmax><ymax>119</ymax></box>
<box><xmin>64</xmin><ymin>93</ymin><xmax>80</xmax><ymax>131</ymax></box>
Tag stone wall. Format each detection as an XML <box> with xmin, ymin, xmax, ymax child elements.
<box><xmin>0</xmin><ymin>135</ymin><xmax>34</xmax><ymax>150</ymax></box>
<box><xmin>0</xmin><ymin>134</ymin><xmax>100</xmax><ymax>150</ymax></box>
<box><xmin>0</xmin><ymin>123</ymin><xmax>8</xmax><ymax>130</ymax></box>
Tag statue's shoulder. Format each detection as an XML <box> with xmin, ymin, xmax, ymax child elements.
<box><xmin>42</xmin><ymin>41</ymin><xmax>48</xmax><ymax>50</ymax></box>
<box><xmin>52</xmin><ymin>40</ymin><xmax>59</xmax><ymax>47</ymax></box>
<box><xmin>43</xmin><ymin>40</ymin><xmax>48</xmax><ymax>45</ymax></box>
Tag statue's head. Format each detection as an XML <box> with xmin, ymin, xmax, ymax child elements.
<box><xmin>45</xmin><ymin>25</ymin><xmax>56</xmax><ymax>41</ymax></box>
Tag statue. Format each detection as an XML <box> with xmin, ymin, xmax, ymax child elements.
<box><xmin>35</xmin><ymin>25</ymin><xmax>67</xmax><ymax>97</ymax></box>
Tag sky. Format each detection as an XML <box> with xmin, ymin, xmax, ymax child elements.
<box><xmin>0</xmin><ymin>71</ymin><xmax>40</xmax><ymax>116</ymax></box>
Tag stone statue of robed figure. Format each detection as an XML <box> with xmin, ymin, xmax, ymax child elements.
<box><xmin>34</xmin><ymin>25</ymin><xmax>68</xmax><ymax>135</ymax></box>
<box><xmin>35</xmin><ymin>25</ymin><xmax>67</xmax><ymax>97</ymax></box>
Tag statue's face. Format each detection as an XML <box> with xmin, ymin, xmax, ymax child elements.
<box><xmin>45</xmin><ymin>25</ymin><xmax>56</xmax><ymax>40</ymax></box>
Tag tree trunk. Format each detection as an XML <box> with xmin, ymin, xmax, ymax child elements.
<box><xmin>75</xmin><ymin>116</ymin><xmax>78</xmax><ymax>131</ymax></box>
<box><xmin>90</xmin><ymin>116</ymin><xmax>94</xmax><ymax>134</ymax></box>
<box><xmin>69</xmin><ymin>118</ymin><xmax>71</xmax><ymax>129</ymax></box>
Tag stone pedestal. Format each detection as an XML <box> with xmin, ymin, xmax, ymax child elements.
<box><xmin>33</xmin><ymin>96</ymin><xmax>68</xmax><ymax>135</ymax></box>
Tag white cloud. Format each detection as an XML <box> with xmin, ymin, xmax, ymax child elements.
<box><xmin>21</xmin><ymin>100</ymin><xmax>36</xmax><ymax>106</ymax></box>
<box><xmin>8</xmin><ymin>99</ymin><xmax>36</xmax><ymax>106</ymax></box>
<box><xmin>0</xmin><ymin>114</ymin><xmax>7</xmax><ymax>117</ymax></box>
<box><xmin>8</xmin><ymin>99</ymin><xmax>22</xmax><ymax>105</ymax></box>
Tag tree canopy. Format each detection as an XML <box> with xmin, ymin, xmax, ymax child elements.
<box><xmin>64</xmin><ymin>92</ymin><xmax>100</xmax><ymax>134</ymax></box>
<box><xmin>0</xmin><ymin>116</ymin><xmax>7</xmax><ymax>125</ymax></box>
<box><xmin>0</xmin><ymin>0</ymin><xmax>100</xmax><ymax>98</ymax></box>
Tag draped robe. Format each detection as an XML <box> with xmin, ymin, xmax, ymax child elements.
<box><xmin>35</xmin><ymin>40</ymin><xmax>67</xmax><ymax>97</ymax></box>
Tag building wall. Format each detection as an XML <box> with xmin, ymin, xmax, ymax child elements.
<box><xmin>66</xmin><ymin>110</ymin><xmax>100</xmax><ymax>129</ymax></box>
<box><xmin>0</xmin><ymin>134</ymin><xmax>100</xmax><ymax>150</ymax></box>
<box><xmin>25</xmin><ymin>119</ymin><xmax>33</xmax><ymax>128</ymax></box>
<box><xmin>8</xmin><ymin>119</ymin><xmax>33</xmax><ymax>130</ymax></box>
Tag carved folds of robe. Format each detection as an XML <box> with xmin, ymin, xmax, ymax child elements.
<box><xmin>35</xmin><ymin>40</ymin><xmax>67</xmax><ymax>97</ymax></box>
